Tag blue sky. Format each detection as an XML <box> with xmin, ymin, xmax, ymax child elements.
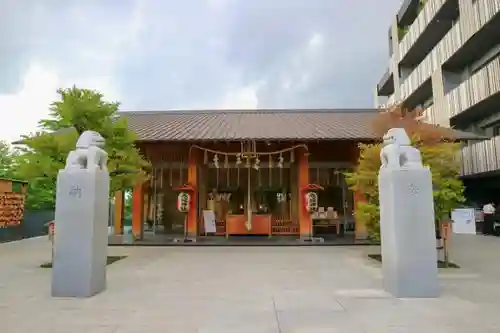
<box><xmin>0</xmin><ymin>0</ymin><xmax>401</xmax><ymax>142</ymax></box>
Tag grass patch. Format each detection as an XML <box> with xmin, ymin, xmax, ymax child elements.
<box><xmin>368</xmin><ymin>253</ymin><xmax>460</xmax><ymax>269</ymax></box>
<box><xmin>40</xmin><ymin>255</ymin><xmax>127</xmax><ymax>268</ymax></box>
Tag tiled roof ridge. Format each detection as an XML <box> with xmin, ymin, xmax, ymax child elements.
<box><xmin>117</xmin><ymin>108</ymin><xmax>379</xmax><ymax>115</ymax></box>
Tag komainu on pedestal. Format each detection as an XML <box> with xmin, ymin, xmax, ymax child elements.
<box><xmin>64</xmin><ymin>130</ymin><xmax>108</xmax><ymax>172</ymax></box>
<box><xmin>51</xmin><ymin>130</ymin><xmax>110</xmax><ymax>298</ymax></box>
<box><xmin>378</xmin><ymin>128</ymin><xmax>440</xmax><ymax>298</ymax></box>
<box><xmin>380</xmin><ymin>128</ymin><xmax>423</xmax><ymax>169</ymax></box>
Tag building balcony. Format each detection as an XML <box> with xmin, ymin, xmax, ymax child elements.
<box><xmin>460</xmin><ymin>136</ymin><xmax>500</xmax><ymax>176</ymax></box>
<box><xmin>447</xmin><ymin>55</ymin><xmax>500</xmax><ymax>125</ymax></box>
<box><xmin>400</xmin><ymin>22</ymin><xmax>462</xmax><ymax>103</ymax></box>
<box><xmin>377</xmin><ymin>69</ymin><xmax>394</xmax><ymax>96</ymax></box>
<box><xmin>400</xmin><ymin>0</ymin><xmax>500</xmax><ymax>105</ymax></box>
<box><xmin>398</xmin><ymin>0</ymin><xmax>459</xmax><ymax>68</ymax></box>
<box><xmin>443</xmin><ymin>0</ymin><xmax>500</xmax><ymax>70</ymax></box>
<box><xmin>398</xmin><ymin>0</ymin><xmax>421</xmax><ymax>27</ymax></box>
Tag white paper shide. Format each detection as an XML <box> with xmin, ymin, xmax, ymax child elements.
<box><xmin>51</xmin><ymin>130</ymin><xmax>110</xmax><ymax>297</ymax></box>
<box><xmin>378</xmin><ymin>128</ymin><xmax>440</xmax><ymax>298</ymax></box>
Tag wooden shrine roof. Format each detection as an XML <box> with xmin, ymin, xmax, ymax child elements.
<box><xmin>117</xmin><ymin>109</ymin><xmax>483</xmax><ymax>142</ymax></box>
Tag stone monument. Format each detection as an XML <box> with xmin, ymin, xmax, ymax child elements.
<box><xmin>378</xmin><ymin>128</ymin><xmax>439</xmax><ymax>298</ymax></box>
<box><xmin>51</xmin><ymin>130</ymin><xmax>109</xmax><ymax>297</ymax></box>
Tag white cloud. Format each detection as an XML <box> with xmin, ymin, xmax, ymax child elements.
<box><xmin>67</xmin><ymin>76</ymin><xmax>121</xmax><ymax>103</ymax></box>
<box><xmin>207</xmin><ymin>0</ymin><xmax>232</xmax><ymax>11</ymax></box>
<box><xmin>0</xmin><ymin>1</ymin><xmax>148</xmax><ymax>144</ymax></box>
<box><xmin>308</xmin><ymin>33</ymin><xmax>324</xmax><ymax>48</ymax></box>
<box><xmin>0</xmin><ymin>63</ymin><xmax>59</xmax><ymax>143</ymax></box>
<box><xmin>0</xmin><ymin>62</ymin><xmax>121</xmax><ymax>144</ymax></box>
<box><xmin>219</xmin><ymin>85</ymin><xmax>259</xmax><ymax>109</ymax></box>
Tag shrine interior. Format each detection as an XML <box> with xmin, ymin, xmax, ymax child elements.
<box><xmin>113</xmin><ymin>140</ymin><xmax>362</xmax><ymax>243</ymax></box>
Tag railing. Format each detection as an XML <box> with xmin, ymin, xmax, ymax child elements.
<box><xmin>378</xmin><ymin>69</ymin><xmax>392</xmax><ymax>91</ymax></box>
<box><xmin>400</xmin><ymin>23</ymin><xmax>462</xmax><ymax>99</ymax></box>
<box><xmin>460</xmin><ymin>0</ymin><xmax>500</xmax><ymax>42</ymax></box>
<box><xmin>461</xmin><ymin>136</ymin><xmax>500</xmax><ymax>176</ymax></box>
<box><xmin>400</xmin><ymin>0</ymin><xmax>500</xmax><ymax>100</ymax></box>
<box><xmin>445</xmin><ymin>56</ymin><xmax>500</xmax><ymax>117</ymax></box>
<box><xmin>399</xmin><ymin>0</ymin><xmax>447</xmax><ymax>62</ymax></box>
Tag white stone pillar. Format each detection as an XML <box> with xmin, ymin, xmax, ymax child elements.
<box><xmin>378</xmin><ymin>128</ymin><xmax>440</xmax><ymax>298</ymax></box>
<box><xmin>51</xmin><ymin>131</ymin><xmax>110</xmax><ymax>298</ymax></box>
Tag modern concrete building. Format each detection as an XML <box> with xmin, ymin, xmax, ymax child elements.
<box><xmin>375</xmin><ymin>0</ymin><xmax>500</xmax><ymax>202</ymax></box>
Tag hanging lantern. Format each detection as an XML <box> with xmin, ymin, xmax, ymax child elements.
<box><xmin>276</xmin><ymin>192</ymin><xmax>286</xmax><ymax>203</ymax></box>
<box><xmin>236</xmin><ymin>154</ymin><xmax>242</xmax><ymax>166</ymax></box>
<box><xmin>213</xmin><ymin>154</ymin><xmax>219</xmax><ymax>168</ymax></box>
<box><xmin>305</xmin><ymin>192</ymin><xmax>318</xmax><ymax>213</ymax></box>
<box><xmin>177</xmin><ymin>192</ymin><xmax>191</xmax><ymax>213</ymax></box>
<box><xmin>277</xmin><ymin>153</ymin><xmax>284</xmax><ymax>168</ymax></box>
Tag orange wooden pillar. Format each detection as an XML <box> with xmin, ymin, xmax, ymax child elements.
<box><xmin>113</xmin><ymin>190</ymin><xmax>124</xmax><ymax>235</ymax></box>
<box><xmin>186</xmin><ymin>151</ymin><xmax>199</xmax><ymax>239</ymax></box>
<box><xmin>298</xmin><ymin>148</ymin><xmax>312</xmax><ymax>239</ymax></box>
<box><xmin>132</xmin><ymin>184</ymin><xmax>144</xmax><ymax>240</ymax></box>
<box><xmin>354</xmin><ymin>190</ymin><xmax>368</xmax><ymax>240</ymax></box>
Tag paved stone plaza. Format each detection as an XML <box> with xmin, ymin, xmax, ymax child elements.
<box><xmin>1</xmin><ymin>234</ymin><xmax>500</xmax><ymax>333</ymax></box>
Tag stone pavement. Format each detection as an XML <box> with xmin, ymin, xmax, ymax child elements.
<box><xmin>1</xmin><ymin>234</ymin><xmax>500</xmax><ymax>333</ymax></box>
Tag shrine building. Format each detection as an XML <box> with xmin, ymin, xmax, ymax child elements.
<box><xmin>108</xmin><ymin>109</ymin><xmax>476</xmax><ymax>244</ymax></box>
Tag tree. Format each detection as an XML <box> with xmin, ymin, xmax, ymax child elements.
<box><xmin>344</xmin><ymin>105</ymin><xmax>465</xmax><ymax>240</ymax></box>
<box><xmin>14</xmin><ymin>86</ymin><xmax>150</xmax><ymax>210</ymax></box>
<box><xmin>0</xmin><ymin>141</ymin><xmax>17</xmax><ymax>179</ymax></box>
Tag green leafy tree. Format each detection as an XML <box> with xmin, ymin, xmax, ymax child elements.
<box><xmin>344</xmin><ymin>106</ymin><xmax>465</xmax><ymax>240</ymax></box>
<box><xmin>15</xmin><ymin>86</ymin><xmax>150</xmax><ymax>210</ymax></box>
<box><xmin>0</xmin><ymin>141</ymin><xmax>18</xmax><ymax>179</ymax></box>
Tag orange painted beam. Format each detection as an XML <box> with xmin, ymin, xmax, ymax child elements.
<box><xmin>186</xmin><ymin>151</ymin><xmax>198</xmax><ymax>238</ymax></box>
<box><xmin>113</xmin><ymin>191</ymin><xmax>124</xmax><ymax>234</ymax></box>
<box><xmin>298</xmin><ymin>148</ymin><xmax>312</xmax><ymax>238</ymax></box>
<box><xmin>132</xmin><ymin>184</ymin><xmax>144</xmax><ymax>240</ymax></box>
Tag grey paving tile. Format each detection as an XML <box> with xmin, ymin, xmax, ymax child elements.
<box><xmin>272</xmin><ymin>291</ymin><xmax>346</xmax><ymax>312</ymax></box>
<box><xmin>276</xmin><ymin>309</ymin><xmax>365</xmax><ymax>333</ymax></box>
<box><xmin>367</xmin><ymin>325</ymin><xmax>500</xmax><ymax>333</ymax></box>
<box><xmin>193</xmin><ymin>309</ymin><xmax>278</xmax><ymax>328</ymax></box>
<box><xmin>115</xmin><ymin>323</ymin><xmax>196</xmax><ymax>333</ymax></box>
<box><xmin>2</xmin><ymin>235</ymin><xmax>500</xmax><ymax>333</ymax></box>
<box><xmin>281</xmin><ymin>327</ymin><xmax>365</xmax><ymax>333</ymax></box>
<box><xmin>35</xmin><ymin>324</ymin><xmax>119</xmax><ymax>333</ymax></box>
<box><xmin>196</xmin><ymin>324</ymin><xmax>279</xmax><ymax>333</ymax></box>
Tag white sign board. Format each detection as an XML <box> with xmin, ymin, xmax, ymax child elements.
<box><xmin>451</xmin><ymin>208</ymin><xmax>476</xmax><ymax>234</ymax></box>
<box><xmin>203</xmin><ymin>210</ymin><xmax>217</xmax><ymax>234</ymax></box>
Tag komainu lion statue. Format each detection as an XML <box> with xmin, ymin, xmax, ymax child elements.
<box><xmin>380</xmin><ymin>128</ymin><xmax>423</xmax><ymax>169</ymax></box>
<box><xmin>64</xmin><ymin>130</ymin><xmax>108</xmax><ymax>172</ymax></box>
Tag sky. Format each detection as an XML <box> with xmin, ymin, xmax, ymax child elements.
<box><xmin>0</xmin><ymin>0</ymin><xmax>402</xmax><ymax>143</ymax></box>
